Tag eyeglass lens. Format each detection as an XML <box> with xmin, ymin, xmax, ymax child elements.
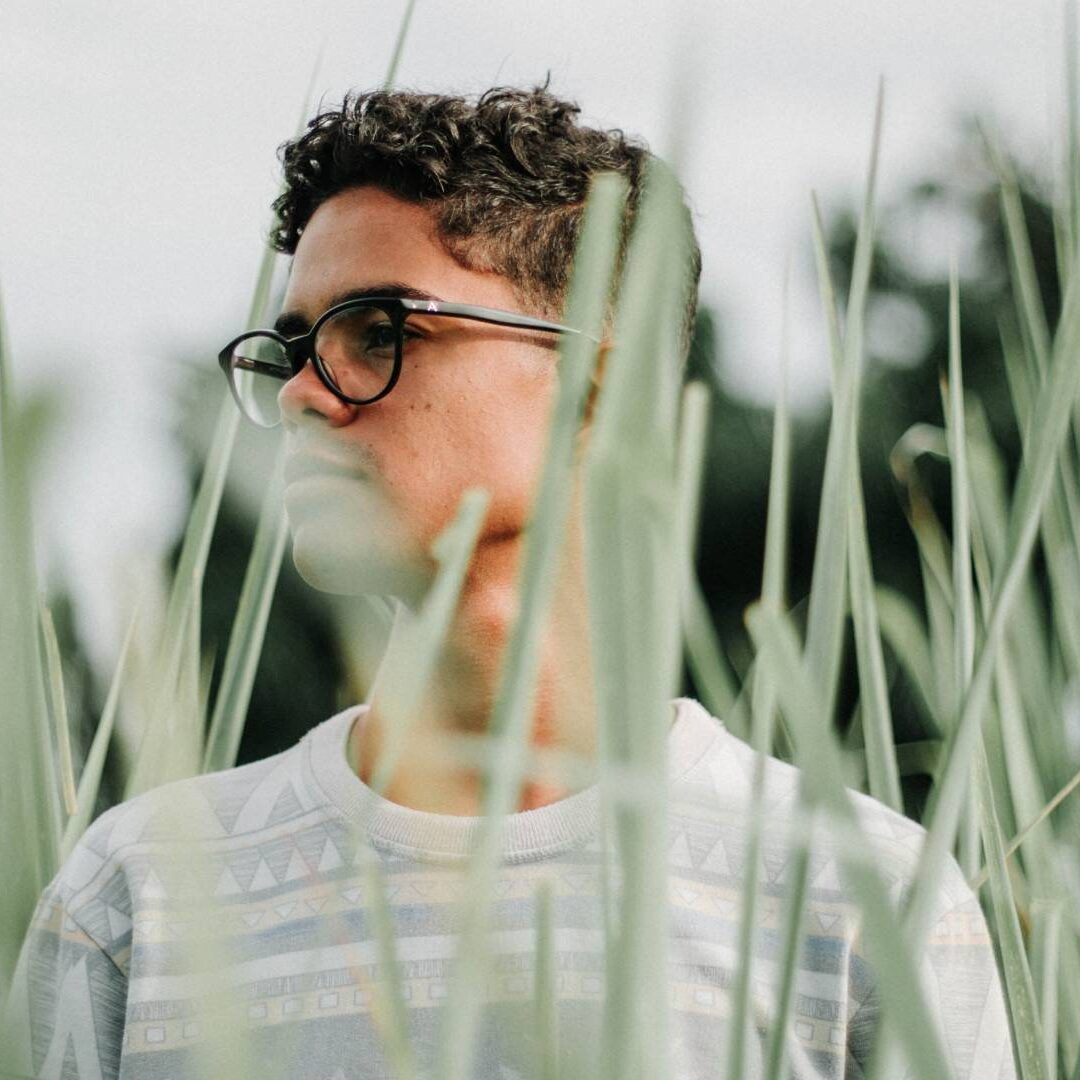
<box><xmin>226</xmin><ymin>304</ymin><xmax>400</xmax><ymax>428</ymax></box>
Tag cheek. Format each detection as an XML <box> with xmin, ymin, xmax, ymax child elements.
<box><xmin>389</xmin><ymin>365</ymin><xmax>557</xmax><ymax>535</ymax></box>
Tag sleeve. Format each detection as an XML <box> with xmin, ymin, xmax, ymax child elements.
<box><xmin>843</xmin><ymin>887</ymin><xmax>1018</xmax><ymax>1080</ymax></box>
<box><xmin>920</xmin><ymin>891</ymin><xmax>1017</xmax><ymax>1080</ymax></box>
<box><xmin>4</xmin><ymin>886</ymin><xmax>128</xmax><ymax>1080</ymax></box>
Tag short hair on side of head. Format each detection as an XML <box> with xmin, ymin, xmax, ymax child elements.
<box><xmin>271</xmin><ymin>84</ymin><xmax>702</xmax><ymax>358</ymax></box>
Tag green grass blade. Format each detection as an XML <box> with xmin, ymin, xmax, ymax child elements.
<box><xmin>202</xmin><ymin>449</ymin><xmax>289</xmax><ymax>773</ymax></box>
<box><xmin>534</xmin><ymin>879</ymin><xmax>559</xmax><ymax>1080</ymax></box>
<box><xmin>676</xmin><ymin>382</ymin><xmax>740</xmax><ymax>722</ymax></box>
<box><xmin>943</xmin><ymin>263</ymin><xmax>981</xmax><ymax>877</ymax></box>
<box><xmin>728</xmin><ymin>270</ymin><xmax>793</xmax><ymax>1080</ymax></box>
<box><xmin>746</xmin><ymin>604</ymin><xmax>955</xmax><ymax>1080</ymax></box>
<box><xmin>804</xmin><ymin>85</ymin><xmax>884</xmax><ymax>720</ymax></box>
<box><xmin>1031</xmin><ymin>901</ymin><xmax>1062</xmax><ymax>1077</ymax></box>
<box><xmin>362</xmin><ymin>850</ymin><xmax>418</xmax><ymax>1080</ymax></box>
<box><xmin>38</xmin><ymin>599</ymin><xmax>77</xmax><ymax>818</ymax></box>
<box><xmin>437</xmin><ymin>174</ymin><xmax>627</xmax><ymax>1080</ymax></box>
<box><xmin>60</xmin><ymin>608</ymin><xmax>139</xmax><ymax>860</ymax></box>
<box><xmin>905</xmin><ymin>242</ymin><xmax>1080</xmax><ymax>948</ymax></box>
<box><xmin>0</xmin><ymin>319</ymin><xmax>62</xmax><ymax>1004</ymax></box>
<box><xmin>847</xmin><ymin>474</ymin><xmax>902</xmax><ymax>809</ymax></box>
<box><xmin>810</xmin><ymin>192</ymin><xmax>843</xmax><ymax>395</ymax></box>
<box><xmin>367</xmin><ymin>488</ymin><xmax>488</xmax><ymax>797</ymax></box>
<box><xmin>382</xmin><ymin>0</ymin><xmax>417</xmax><ymax>90</ymax></box>
<box><xmin>873</xmin><ymin>585</ymin><xmax>938</xmax><ymax>728</ymax></box>
<box><xmin>682</xmin><ymin>577</ymin><xmax>740</xmax><ymax>723</ymax></box>
<box><xmin>585</xmin><ymin>161</ymin><xmax>692</xmax><ymax>1080</ymax></box>
<box><xmin>971</xmin><ymin>762</ymin><xmax>1080</xmax><ymax>892</ymax></box>
<box><xmin>973</xmin><ymin>744</ymin><xmax>1049</xmax><ymax>1080</ymax></box>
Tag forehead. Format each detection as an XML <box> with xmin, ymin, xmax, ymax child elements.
<box><xmin>282</xmin><ymin>186</ymin><xmax>519</xmax><ymax>317</ymax></box>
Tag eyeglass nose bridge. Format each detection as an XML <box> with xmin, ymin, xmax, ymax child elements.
<box><xmin>282</xmin><ymin>333</ymin><xmax>317</xmax><ymax>378</ymax></box>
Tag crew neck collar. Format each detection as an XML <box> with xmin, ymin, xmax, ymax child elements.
<box><xmin>302</xmin><ymin>697</ymin><xmax>724</xmax><ymax>864</ymax></box>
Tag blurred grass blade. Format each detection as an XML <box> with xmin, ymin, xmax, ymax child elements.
<box><xmin>534</xmin><ymin>879</ymin><xmax>558</xmax><ymax>1080</ymax></box>
<box><xmin>0</xmin><ymin>301</ymin><xmax>63</xmax><ymax>1003</ymax></box>
<box><xmin>804</xmin><ymin>84</ymin><xmax>883</xmax><ymax>721</ymax></box>
<box><xmin>746</xmin><ymin>604</ymin><xmax>953</xmax><ymax>1080</ymax></box>
<box><xmin>382</xmin><ymin>0</ymin><xmax>417</xmax><ymax>90</ymax></box>
<box><xmin>973</xmin><ymin>744</ymin><xmax>1049</xmax><ymax>1080</ymax></box>
<box><xmin>810</xmin><ymin>192</ymin><xmax>843</xmax><ymax>394</ymax></box>
<box><xmin>943</xmin><ymin>262</ymin><xmax>981</xmax><ymax>877</ymax></box>
<box><xmin>368</xmin><ymin>487</ymin><xmax>488</xmax><ymax>797</ymax></box>
<box><xmin>437</xmin><ymin>174</ymin><xmax>627</xmax><ymax>1080</ymax></box>
<box><xmin>847</xmin><ymin>477</ymin><xmax>902</xmax><ymax>809</ymax></box>
<box><xmin>362</xmin><ymin>850</ymin><xmax>417</xmax><ymax>1079</ymax></box>
<box><xmin>971</xmin><ymin>762</ymin><xmax>1080</xmax><ymax>892</ymax></box>
<box><xmin>728</xmin><ymin>267</ymin><xmax>793</xmax><ymax>1080</ymax></box>
<box><xmin>203</xmin><ymin>449</ymin><xmax>289</xmax><ymax>773</ymax></box>
<box><xmin>906</xmin><ymin>212</ymin><xmax>1080</xmax><ymax>950</ymax></box>
<box><xmin>586</xmin><ymin>160</ymin><xmax>692</xmax><ymax>1080</ymax></box>
<box><xmin>1032</xmin><ymin>902</ymin><xmax>1062</xmax><ymax>1077</ymax></box>
<box><xmin>683</xmin><ymin>577</ymin><xmax>739</xmax><ymax>724</ymax></box>
<box><xmin>873</xmin><ymin>584</ymin><xmax>938</xmax><ymax>727</ymax></box>
<box><xmin>61</xmin><ymin>608</ymin><xmax>140</xmax><ymax>860</ymax></box>
<box><xmin>39</xmin><ymin>599</ymin><xmax>77</xmax><ymax>817</ymax></box>
<box><xmin>676</xmin><ymin>381</ymin><xmax>740</xmax><ymax>722</ymax></box>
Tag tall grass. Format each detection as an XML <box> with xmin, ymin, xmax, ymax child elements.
<box><xmin>5</xmin><ymin>30</ymin><xmax>1080</xmax><ymax>1080</ymax></box>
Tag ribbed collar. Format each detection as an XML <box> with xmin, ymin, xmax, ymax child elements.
<box><xmin>301</xmin><ymin>697</ymin><xmax>724</xmax><ymax>864</ymax></box>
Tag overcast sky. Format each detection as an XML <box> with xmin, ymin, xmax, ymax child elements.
<box><xmin>0</xmin><ymin>0</ymin><xmax>1065</xmax><ymax>669</ymax></box>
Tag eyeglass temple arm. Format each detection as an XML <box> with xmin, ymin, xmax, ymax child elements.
<box><xmin>399</xmin><ymin>299</ymin><xmax>600</xmax><ymax>343</ymax></box>
<box><xmin>224</xmin><ymin>354</ymin><xmax>293</xmax><ymax>381</ymax></box>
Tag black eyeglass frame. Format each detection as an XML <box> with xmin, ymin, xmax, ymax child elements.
<box><xmin>218</xmin><ymin>296</ymin><xmax>591</xmax><ymax>421</ymax></box>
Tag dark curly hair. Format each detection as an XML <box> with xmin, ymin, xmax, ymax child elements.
<box><xmin>271</xmin><ymin>85</ymin><xmax>701</xmax><ymax>351</ymax></box>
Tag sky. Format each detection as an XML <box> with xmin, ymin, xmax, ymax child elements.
<box><xmin>0</xmin><ymin>0</ymin><xmax>1066</xmax><ymax>671</ymax></box>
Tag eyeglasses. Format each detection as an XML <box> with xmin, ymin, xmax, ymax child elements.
<box><xmin>218</xmin><ymin>295</ymin><xmax>587</xmax><ymax>428</ymax></box>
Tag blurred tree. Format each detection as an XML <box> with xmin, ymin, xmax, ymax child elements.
<box><xmin>688</xmin><ymin>120</ymin><xmax>1058</xmax><ymax>760</ymax></box>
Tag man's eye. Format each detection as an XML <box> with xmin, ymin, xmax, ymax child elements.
<box><xmin>363</xmin><ymin>323</ymin><xmax>397</xmax><ymax>352</ymax></box>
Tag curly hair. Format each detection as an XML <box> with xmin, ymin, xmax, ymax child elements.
<box><xmin>271</xmin><ymin>85</ymin><xmax>701</xmax><ymax>352</ymax></box>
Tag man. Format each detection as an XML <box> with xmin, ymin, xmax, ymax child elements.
<box><xmin>13</xmin><ymin>87</ymin><xmax>1014</xmax><ymax>1078</ymax></box>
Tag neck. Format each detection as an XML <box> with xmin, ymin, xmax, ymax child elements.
<box><xmin>353</xmin><ymin>517</ymin><xmax>597</xmax><ymax>816</ymax></box>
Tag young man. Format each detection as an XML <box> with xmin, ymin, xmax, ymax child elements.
<box><xmin>13</xmin><ymin>88</ymin><xmax>1015</xmax><ymax>1078</ymax></box>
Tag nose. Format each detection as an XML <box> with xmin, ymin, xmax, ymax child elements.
<box><xmin>277</xmin><ymin>358</ymin><xmax>358</xmax><ymax>431</ymax></box>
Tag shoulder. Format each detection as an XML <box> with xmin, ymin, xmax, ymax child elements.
<box><xmin>670</xmin><ymin>698</ymin><xmax>971</xmax><ymax>913</ymax></box>
<box><xmin>46</xmin><ymin>718</ymin><xmax>340</xmax><ymax>924</ymax></box>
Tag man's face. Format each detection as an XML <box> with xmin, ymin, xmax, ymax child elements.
<box><xmin>278</xmin><ymin>186</ymin><xmax>562</xmax><ymax>599</ymax></box>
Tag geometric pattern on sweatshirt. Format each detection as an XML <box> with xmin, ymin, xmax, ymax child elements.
<box><xmin>10</xmin><ymin>698</ymin><xmax>1017</xmax><ymax>1080</ymax></box>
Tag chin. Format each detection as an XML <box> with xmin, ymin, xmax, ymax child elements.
<box><xmin>290</xmin><ymin>529</ymin><xmax>426</xmax><ymax>602</ymax></box>
<box><xmin>285</xmin><ymin>490</ymin><xmax>429</xmax><ymax>603</ymax></box>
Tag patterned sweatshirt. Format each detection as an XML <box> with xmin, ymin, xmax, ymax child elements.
<box><xmin>9</xmin><ymin>698</ymin><xmax>1016</xmax><ymax>1078</ymax></box>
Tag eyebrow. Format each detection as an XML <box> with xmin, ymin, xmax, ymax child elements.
<box><xmin>273</xmin><ymin>283</ymin><xmax>442</xmax><ymax>336</ymax></box>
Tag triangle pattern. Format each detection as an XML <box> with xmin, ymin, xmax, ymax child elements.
<box><xmin>810</xmin><ymin>858</ymin><xmax>843</xmax><ymax>893</ymax></box>
<box><xmin>699</xmin><ymin>838</ymin><xmax>733</xmax><ymax>878</ymax></box>
<box><xmin>318</xmin><ymin>838</ymin><xmax>344</xmax><ymax>873</ymax></box>
<box><xmin>106</xmin><ymin>906</ymin><xmax>132</xmax><ymax>942</ymax></box>
<box><xmin>341</xmin><ymin>886</ymin><xmax>364</xmax><ymax>905</ymax></box>
<box><xmin>241</xmin><ymin>911</ymin><xmax>264</xmax><ymax>928</ymax></box>
<box><xmin>214</xmin><ymin>866</ymin><xmax>244</xmax><ymax>897</ymax></box>
<box><xmin>140</xmin><ymin>869</ymin><xmax>167</xmax><ymax>901</ymax></box>
<box><xmin>249</xmin><ymin>858</ymin><xmax>279</xmax><ymax>893</ymax></box>
<box><xmin>817</xmin><ymin>912</ymin><xmax>841</xmax><ymax>933</ymax></box>
<box><xmin>306</xmin><ymin>896</ymin><xmax>328</xmax><ymax>914</ymax></box>
<box><xmin>266</xmin><ymin>783</ymin><xmax>305</xmax><ymax>827</ymax></box>
<box><xmin>668</xmin><ymin>832</ymin><xmax>694</xmax><ymax>870</ymax></box>
<box><xmin>283</xmin><ymin>848</ymin><xmax>311</xmax><ymax>883</ymax></box>
<box><xmin>763</xmin><ymin>854</ymin><xmax>789</xmax><ymax>884</ymax></box>
<box><xmin>275</xmin><ymin>902</ymin><xmax>298</xmax><ymax>921</ymax></box>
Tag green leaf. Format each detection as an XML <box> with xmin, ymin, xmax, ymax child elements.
<box><xmin>203</xmin><ymin>448</ymin><xmax>289</xmax><ymax>773</ymax></box>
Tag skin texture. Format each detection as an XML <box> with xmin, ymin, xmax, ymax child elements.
<box><xmin>278</xmin><ymin>186</ymin><xmax>597</xmax><ymax>815</ymax></box>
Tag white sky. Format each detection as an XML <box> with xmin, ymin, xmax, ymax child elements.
<box><xmin>0</xmin><ymin>0</ymin><xmax>1066</xmax><ymax>670</ymax></box>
